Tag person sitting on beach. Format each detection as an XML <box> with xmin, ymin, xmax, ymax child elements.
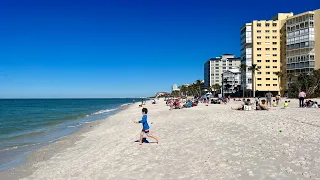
<box><xmin>134</xmin><ymin>108</ymin><xmax>159</xmax><ymax>145</ymax></box>
<box><xmin>311</xmin><ymin>101</ymin><xmax>319</xmax><ymax>108</ymax></box>
<box><xmin>152</xmin><ymin>99</ymin><xmax>156</xmax><ymax>104</ymax></box>
<box><xmin>272</xmin><ymin>100</ymin><xmax>277</xmax><ymax>107</ymax></box>
<box><xmin>284</xmin><ymin>101</ymin><xmax>289</xmax><ymax>108</ymax></box>
<box><xmin>232</xmin><ymin>99</ymin><xmax>251</xmax><ymax>110</ymax></box>
<box><xmin>256</xmin><ymin>99</ymin><xmax>269</xmax><ymax>110</ymax></box>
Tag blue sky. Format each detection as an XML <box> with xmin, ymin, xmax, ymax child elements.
<box><xmin>0</xmin><ymin>0</ymin><xmax>318</xmax><ymax>98</ymax></box>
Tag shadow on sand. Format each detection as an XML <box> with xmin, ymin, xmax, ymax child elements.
<box><xmin>134</xmin><ymin>138</ymin><xmax>157</xmax><ymax>144</ymax></box>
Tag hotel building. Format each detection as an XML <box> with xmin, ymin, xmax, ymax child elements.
<box><xmin>204</xmin><ymin>54</ymin><xmax>241</xmax><ymax>88</ymax></box>
<box><xmin>240</xmin><ymin>13</ymin><xmax>293</xmax><ymax>95</ymax></box>
<box><xmin>286</xmin><ymin>9</ymin><xmax>320</xmax><ymax>77</ymax></box>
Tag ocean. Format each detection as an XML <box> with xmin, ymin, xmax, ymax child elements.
<box><xmin>0</xmin><ymin>98</ymin><xmax>142</xmax><ymax>171</ymax></box>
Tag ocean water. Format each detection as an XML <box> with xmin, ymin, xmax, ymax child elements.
<box><xmin>0</xmin><ymin>98</ymin><xmax>141</xmax><ymax>171</ymax></box>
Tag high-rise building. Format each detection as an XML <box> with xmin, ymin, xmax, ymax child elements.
<box><xmin>285</xmin><ymin>9</ymin><xmax>320</xmax><ymax>78</ymax></box>
<box><xmin>240</xmin><ymin>13</ymin><xmax>293</xmax><ymax>96</ymax></box>
<box><xmin>240</xmin><ymin>23</ymin><xmax>253</xmax><ymax>92</ymax></box>
<box><xmin>204</xmin><ymin>54</ymin><xmax>241</xmax><ymax>88</ymax></box>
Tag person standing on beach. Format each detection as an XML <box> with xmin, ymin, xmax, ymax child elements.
<box><xmin>298</xmin><ymin>90</ymin><xmax>306</xmax><ymax>108</ymax></box>
<box><xmin>135</xmin><ymin>108</ymin><xmax>159</xmax><ymax>145</ymax></box>
<box><xmin>265</xmin><ymin>91</ymin><xmax>273</xmax><ymax>107</ymax></box>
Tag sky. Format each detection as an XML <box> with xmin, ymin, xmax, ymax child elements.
<box><xmin>0</xmin><ymin>0</ymin><xmax>318</xmax><ymax>98</ymax></box>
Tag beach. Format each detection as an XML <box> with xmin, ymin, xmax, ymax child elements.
<box><xmin>1</xmin><ymin>98</ymin><xmax>320</xmax><ymax>180</ymax></box>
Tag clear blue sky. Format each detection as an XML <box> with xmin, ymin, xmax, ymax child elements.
<box><xmin>0</xmin><ymin>0</ymin><xmax>318</xmax><ymax>98</ymax></box>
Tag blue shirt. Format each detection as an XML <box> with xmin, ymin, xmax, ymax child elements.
<box><xmin>139</xmin><ymin>114</ymin><xmax>150</xmax><ymax>130</ymax></box>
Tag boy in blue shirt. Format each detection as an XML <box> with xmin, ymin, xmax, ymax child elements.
<box><xmin>135</xmin><ymin>108</ymin><xmax>159</xmax><ymax>145</ymax></box>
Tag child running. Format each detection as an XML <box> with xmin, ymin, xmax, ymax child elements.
<box><xmin>134</xmin><ymin>108</ymin><xmax>159</xmax><ymax>145</ymax></box>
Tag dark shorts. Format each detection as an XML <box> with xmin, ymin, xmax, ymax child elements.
<box><xmin>266</xmin><ymin>98</ymin><xmax>271</xmax><ymax>102</ymax></box>
<box><xmin>142</xmin><ymin>129</ymin><xmax>149</xmax><ymax>134</ymax></box>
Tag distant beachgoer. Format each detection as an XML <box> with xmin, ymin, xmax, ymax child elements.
<box><xmin>298</xmin><ymin>91</ymin><xmax>306</xmax><ymax>108</ymax></box>
<box><xmin>284</xmin><ymin>101</ymin><xmax>289</xmax><ymax>108</ymax></box>
<box><xmin>265</xmin><ymin>91</ymin><xmax>273</xmax><ymax>107</ymax></box>
<box><xmin>134</xmin><ymin>108</ymin><xmax>159</xmax><ymax>145</ymax></box>
<box><xmin>272</xmin><ymin>100</ymin><xmax>277</xmax><ymax>107</ymax></box>
<box><xmin>275</xmin><ymin>94</ymin><xmax>280</xmax><ymax>105</ymax></box>
<box><xmin>257</xmin><ymin>99</ymin><xmax>269</xmax><ymax>110</ymax></box>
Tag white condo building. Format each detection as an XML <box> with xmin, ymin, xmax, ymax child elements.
<box><xmin>221</xmin><ymin>69</ymin><xmax>241</xmax><ymax>94</ymax></box>
<box><xmin>204</xmin><ymin>54</ymin><xmax>241</xmax><ymax>88</ymax></box>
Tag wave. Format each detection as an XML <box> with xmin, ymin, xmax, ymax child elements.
<box><xmin>0</xmin><ymin>130</ymin><xmax>49</xmax><ymax>141</ymax></box>
<box><xmin>44</xmin><ymin>121</ymin><xmax>62</xmax><ymax>126</ymax></box>
<box><xmin>92</xmin><ymin>108</ymin><xmax>118</xmax><ymax>115</ymax></box>
<box><xmin>0</xmin><ymin>142</ymin><xmax>41</xmax><ymax>152</ymax></box>
<box><xmin>62</xmin><ymin>114</ymin><xmax>88</xmax><ymax>121</ymax></box>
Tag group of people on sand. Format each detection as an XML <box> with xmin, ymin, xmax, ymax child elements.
<box><xmin>298</xmin><ymin>90</ymin><xmax>319</xmax><ymax>108</ymax></box>
<box><xmin>166</xmin><ymin>98</ymin><xmax>198</xmax><ymax>110</ymax></box>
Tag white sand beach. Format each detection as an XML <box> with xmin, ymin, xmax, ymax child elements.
<box><xmin>1</xmin><ymin>98</ymin><xmax>320</xmax><ymax>180</ymax></box>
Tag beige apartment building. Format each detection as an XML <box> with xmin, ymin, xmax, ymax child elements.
<box><xmin>285</xmin><ymin>9</ymin><xmax>320</xmax><ymax>77</ymax></box>
<box><xmin>241</xmin><ymin>13</ymin><xmax>293</xmax><ymax>96</ymax></box>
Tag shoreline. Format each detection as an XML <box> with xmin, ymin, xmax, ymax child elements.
<box><xmin>0</xmin><ymin>102</ymin><xmax>135</xmax><ymax>178</ymax></box>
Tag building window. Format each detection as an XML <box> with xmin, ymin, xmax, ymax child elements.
<box><xmin>266</xmin><ymin>30</ymin><xmax>270</xmax><ymax>33</ymax></box>
<box><xmin>273</xmin><ymin>54</ymin><xmax>277</xmax><ymax>56</ymax></box>
<box><xmin>266</xmin><ymin>66</ymin><xmax>270</xmax><ymax>68</ymax></box>
<box><xmin>272</xmin><ymin>48</ymin><xmax>277</xmax><ymax>50</ymax></box>
<box><xmin>258</xmin><ymin>84</ymin><xmax>262</xmax><ymax>86</ymax></box>
<box><xmin>273</xmin><ymin>42</ymin><xmax>277</xmax><ymax>45</ymax></box>
<box><xmin>266</xmin><ymin>60</ymin><xmax>270</xmax><ymax>62</ymax></box>
<box><xmin>257</xmin><ymin>60</ymin><xmax>262</xmax><ymax>62</ymax></box>
<box><xmin>273</xmin><ymin>60</ymin><xmax>277</xmax><ymax>62</ymax></box>
<box><xmin>257</xmin><ymin>54</ymin><xmax>261</xmax><ymax>57</ymax></box>
<box><xmin>257</xmin><ymin>36</ymin><xmax>261</xmax><ymax>39</ymax></box>
<box><xmin>257</xmin><ymin>30</ymin><xmax>261</xmax><ymax>33</ymax></box>
<box><xmin>266</xmin><ymin>84</ymin><xmax>271</xmax><ymax>86</ymax></box>
<box><xmin>257</xmin><ymin>48</ymin><xmax>261</xmax><ymax>51</ymax></box>
<box><xmin>266</xmin><ymin>36</ymin><xmax>270</xmax><ymax>39</ymax></box>
<box><xmin>266</xmin><ymin>78</ymin><xmax>270</xmax><ymax>80</ymax></box>
<box><xmin>257</xmin><ymin>23</ymin><xmax>261</xmax><ymax>27</ymax></box>
<box><xmin>248</xmin><ymin>79</ymin><xmax>252</xmax><ymax>83</ymax></box>
<box><xmin>266</xmin><ymin>54</ymin><xmax>270</xmax><ymax>57</ymax></box>
<box><xmin>257</xmin><ymin>42</ymin><xmax>261</xmax><ymax>45</ymax></box>
<box><xmin>223</xmin><ymin>67</ymin><xmax>226</xmax><ymax>69</ymax></box>
<box><xmin>266</xmin><ymin>23</ymin><xmax>270</xmax><ymax>27</ymax></box>
<box><xmin>272</xmin><ymin>30</ymin><xmax>277</xmax><ymax>33</ymax></box>
<box><xmin>215</xmin><ymin>67</ymin><xmax>219</xmax><ymax>69</ymax></box>
<box><xmin>273</xmin><ymin>66</ymin><xmax>277</xmax><ymax>68</ymax></box>
<box><xmin>257</xmin><ymin>78</ymin><xmax>262</xmax><ymax>80</ymax></box>
<box><xmin>258</xmin><ymin>72</ymin><xmax>262</xmax><ymax>74</ymax></box>
<box><xmin>265</xmin><ymin>42</ymin><xmax>270</xmax><ymax>45</ymax></box>
<box><xmin>258</xmin><ymin>66</ymin><xmax>262</xmax><ymax>69</ymax></box>
<box><xmin>266</xmin><ymin>72</ymin><xmax>270</xmax><ymax>74</ymax></box>
<box><xmin>273</xmin><ymin>78</ymin><xmax>277</xmax><ymax>80</ymax></box>
<box><xmin>273</xmin><ymin>72</ymin><xmax>277</xmax><ymax>74</ymax></box>
<box><xmin>216</xmin><ymin>80</ymin><xmax>219</xmax><ymax>82</ymax></box>
<box><xmin>266</xmin><ymin>48</ymin><xmax>270</xmax><ymax>51</ymax></box>
<box><xmin>272</xmin><ymin>23</ymin><xmax>277</xmax><ymax>27</ymax></box>
<box><xmin>272</xmin><ymin>36</ymin><xmax>277</xmax><ymax>39</ymax></box>
<box><xmin>273</xmin><ymin>84</ymin><xmax>277</xmax><ymax>86</ymax></box>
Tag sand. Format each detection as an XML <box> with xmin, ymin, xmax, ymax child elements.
<box><xmin>1</xmin><ymin>98</ymin><xmax>320</xmax><ymax>180</ymax></box>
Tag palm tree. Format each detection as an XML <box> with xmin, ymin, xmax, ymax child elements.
<box><xmin>274</xmin><ymin>71</ymin><xmax>284</xmax><ymax>96</ymax></box>
<box><xmin>179</xmin><ymin>85</ymin><xmax>187</xmax><ymax>96</ymax></box>
<box><xmin>248</xmin><ymin>64</ymin><xmax>260</xmax><ymax>97</ymax></box>
<box><xmin>211</xmin><ymin>84</ymin><xmax>221</xmax><ymax>95</ymax></box>
<box><xmin>239</xmin><ymin>64</ymin><xmax>247</xmax><ymax>97</ymax></box>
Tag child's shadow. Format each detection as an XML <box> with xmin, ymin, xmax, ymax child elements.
<box><xmin>134</xmin><ymin>138</ymin><xmax>157</xmax><ymax>144</ymax></box>
<box><xmin>135</xmin><ymin>138</ymin><xmax>149</xmax><ymax>143</ymax></box>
